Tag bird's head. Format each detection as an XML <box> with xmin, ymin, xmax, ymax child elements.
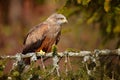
<box><xmin>46</xmin><ymin>13</ymin><xmax>68</xmax><ymax>25</ymax></box>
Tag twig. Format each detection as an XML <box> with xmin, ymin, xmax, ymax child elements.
<box><xmin>46</xmin><ymin>55</ymin><xmax>59</xmax><ymax>77</ymax></box>
<box><xmin>52</xmin><ymin>55</ymin><xmax>60</xmax><ymax>77</ymax></box>
<box><xmin>67</xmin><ymin>55</ymin><xmax>72</xmax><ymax>71</ymax></box>
<box><xmin>65</xmin><ymin>54</ymin><xmax>68</xmax><ymax>75</ymax></box>
<box><xmin>40</xmin><ymin>56</ymin><xmax>46</xmax><ymax>71</ymax></box>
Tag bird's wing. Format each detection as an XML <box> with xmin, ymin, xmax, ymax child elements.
<box><xmin>24</xmin><ymin>23</ymin><xmax>49</xmax><ymax>45</ymax></box>
<box><xmin>22</xmin><ymin>23</ymin><xmax>49</xmax><ymax>54</ymax></box>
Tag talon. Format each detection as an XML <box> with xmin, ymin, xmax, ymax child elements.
<box><xmin>37</xmin><ymin>50</ymin><xmax>45</xmax><ymax>55</ymax></box>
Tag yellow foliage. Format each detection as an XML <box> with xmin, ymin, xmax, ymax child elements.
<box><xmin>77</xmin><ymin>0</ymin><xmax>91</xmax><ymax>5</ymax></box>
<box><xmin>106</xmin><ymin>22</ymin><xmax>112</xmax><ymax>33</ymax></box>
<box><xmin>113</xmin><ymin>26</ymin><xmax>120</xmax><ymax>33</ymax></box>
<box><xmin>104</xmin><ymin>0</ymin><xmax>111</xmax><ymax>12</ymax></box>
<box><xmin>87</xmin><ymin>17</ymin><xmax>94</xmax><ymax>24</ymax></box>
<box><xmin>13</xmin><ymin>71</ymin><xmax>20</xmax><ymax>77</ymax></box>
<box><xmin>77</xmin><ymin>0</ymin><xmax>82</xmax><ymax>4</ymax></box>
<box><xmin>115</xmin><ymin>7</ymin><xmax>120</xmax><ymax>14</ymax></box>
<box><xmin>87</xmin><ymin>12</ymin><xmax>98</xmax><ymax>24</ymax></box>
<box><xmin>82</xmin><ymin>0</ymin><xmax>91</xmax><ymax>5</ymax></box>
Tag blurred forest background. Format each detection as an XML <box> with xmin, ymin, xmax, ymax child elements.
<box><xmin>0</xmin><ymin>0</ymin><xmax>120</xmax><ymax>79</ymax></box>
<box><xmin>0</xmin><ymin>0</ymin><xmax>120</xmax><ymax>55</ymax></box>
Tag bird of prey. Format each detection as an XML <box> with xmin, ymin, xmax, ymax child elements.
<box><xmin>22</xmin><ymin>13</ymin><xmax>68</xmax><ymax>64</ymax></box>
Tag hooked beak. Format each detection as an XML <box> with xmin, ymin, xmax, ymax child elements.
<box><xmin>63</xmin><ymin>18</ymin><xmax>68</xmax><ymax>23</ymax></box>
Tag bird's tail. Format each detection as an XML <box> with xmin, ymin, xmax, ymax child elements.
<box><xmin>22</xmin><ymin>45</ymin><xmax>35</xmax><ymax>65</ymax></box>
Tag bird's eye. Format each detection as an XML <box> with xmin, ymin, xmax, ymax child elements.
<box><xmin>58</xmin><ymin>18</ymin><xmax>64</xmax><ymax>20</ymax></box>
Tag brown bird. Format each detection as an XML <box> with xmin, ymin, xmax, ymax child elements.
<box><xmin>22</xmin><ymin>13</ymin><xmax>68</xmax><ymax>64</ymax></box>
